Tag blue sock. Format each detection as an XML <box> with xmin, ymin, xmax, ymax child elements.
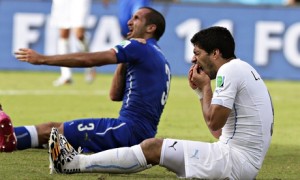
<box><xmin>14</xmin><ymin>126</ymin><xmax>38</xmax><ymax>150</ymax></box>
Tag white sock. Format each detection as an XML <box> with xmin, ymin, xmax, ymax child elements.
<box><xmin>57</xmin><ymin>38</ymin><xmax>72</xmax><ymax>79</ymax></box>
<box><xmin>76</xmin><ymin>38</ymin><xmax>89</xmax><ymax>53</ymax></box>
<box><xmin>75</xmin><ymin>145</ymin><xmax>152</xmax><ymax>173</ymax></box>
<box><xmin>76</xmin><ymin>38</ymin><xmax>94</xmax><ymax>79</ymax></box>
<box><xmin>60</xmin><ymin>67</ymin><xmax>72</xmax><ymax>80</ymax></box>
<box><xmin>24</xmin><ymin>126</ymin><xmax>39</xmax><ymax>148</ymax></box>
<box><xmin>57</xmin><ymin>38</ymin><xmax>69</xmax><ymax>55</ymax></box>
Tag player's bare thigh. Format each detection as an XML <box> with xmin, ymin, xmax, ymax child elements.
<box><xmin>140</xmin><ymin>138</ymin><xmax>163</xmax><ymax>165</ymax></box>
<box><xmin>36</xmin><ymin>122</ymin><xmax>63</xmax><ymax>145</ymax></box>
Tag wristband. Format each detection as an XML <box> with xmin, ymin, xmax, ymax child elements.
<box><xmin>194</xmin><ymin>88</ymin><xmax>203</xmax><ymax>99</ymax></box>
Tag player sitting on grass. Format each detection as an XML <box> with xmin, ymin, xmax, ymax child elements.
<box><xmin>2</xmin><ymin>7</ymin><xmax>171</xmax><ymax>154</ymax></box>
<box><xmin>48</xmin><ymin>26</ymin><xmax>274</xmax><ymax>179</ymax></box>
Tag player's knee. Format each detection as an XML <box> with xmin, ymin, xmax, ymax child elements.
<box><xmin>75</xmin><ymin>29</ymin><xmax>85</xmax><ymax>41</ymax></box>
<box><xmin>59</xmin><ymin>29</ymin><xmax>70</xmax><ymax>39</ymax></box>
<box><xmin>140</xmin><ymin>138</ymin><xmax>163</xmax><ymax>165</ymax></box>
<box><xmin>45</xmin><ymin>122</ymin><xmax>62</xmax><ymax>129</ymax></box>
<box><xmin>37</xmin><ymin>122</ymin><xmax>62</xmax><ymax>135</ymax></box>
<box><xmin>35</xmin><ymin>122</ymin><xmax>61</xmax><ymax>144</ymax></box>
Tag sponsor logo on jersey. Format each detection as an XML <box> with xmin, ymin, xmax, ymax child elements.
<box><xmin>114</xmin><ymin>40</ymin><xmax>132</xmax><ymax>53</ymax></box>
<box><xmin>216</xmin><ymin>76</ymin><xmax>225</xmax><ymax>88</ymax></box>
<box><xmin>120</xmin><ymin>40</ymin><xmax>131</xmax><ymax>48</ymax></box>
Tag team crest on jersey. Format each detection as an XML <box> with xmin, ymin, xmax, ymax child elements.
<box><xmin>216</xmin><ymin>76</ymin><xmax>225</xmax><ymax>88</ymax></box>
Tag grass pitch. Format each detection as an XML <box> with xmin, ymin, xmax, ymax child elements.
<box><xmin>0</xmin><ymin>71</ymin><xmax>300</xmax><ymax>179</ymax></box>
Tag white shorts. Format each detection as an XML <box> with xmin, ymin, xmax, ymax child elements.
<box><xmin>51</xmin><ymin>0</ymin><xmax>91</xmax><ymax>28</ymax></box>
<box><xmin>160</xmin><ymin>139</ymin><xmax>259</xmax><ymax>179</ymax></box>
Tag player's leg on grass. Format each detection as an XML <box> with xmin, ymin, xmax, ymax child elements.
<box><xmin>14</xmin><ymin>122</ymin><xmax>62</xmax><ymax>150</ymax></box>
<box><xmin>61</xmin><ymin>117</ymin><xmax>137</xmax><ymax>153</ymax></box>
<box><xmin>49</xmin><ymin>127</ymin><xmax>154</xmax><ymax>174</ymax></box>
<box><xmin>49</xmin><ymin>128</ymin><xmax>186</xmax><ymax>175</ymax></box>
<box><xmin>13</xmin><ymin>116</ymin><xmax>133</xmax><ymax>151</ymax></box>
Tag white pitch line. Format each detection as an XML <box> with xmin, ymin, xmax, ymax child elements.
<box><xmin>0</xmin><ymin>90</ymin><xmax>107</xmax><ymax>96</ymax></box>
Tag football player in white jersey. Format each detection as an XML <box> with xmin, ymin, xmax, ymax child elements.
<box><xmin>47</xmin><ymin>26</ymin><xmax>274</xmax><ymax>179</ymax></box>
<box><xmin>51</xmin><ymin>0</ymin><xmax>95</xmax><ymax>86</ymax></box>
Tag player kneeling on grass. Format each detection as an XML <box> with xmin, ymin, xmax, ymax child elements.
<box><xmin>48</xmin><ymin>26</ymin><xmax>274</xmax><ymax>179</ymax></box>
<box><xmin>5</xmin><ymin>7</ymin><xmax>170</xmax><ymax>154</ymax></box>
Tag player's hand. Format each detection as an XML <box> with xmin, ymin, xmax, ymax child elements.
<box><xmin>188</xmin><ymin>64</ymin><xmax>198</xmax><ymax>90</ymax></box>
<box><xmin>14</xmin><ymin>48</ymin><xmax>44</xmax><ymax>65</ymax></box>
<box><xmin>190</xmin><ymin>64</ymin><xmax>210</xmax><ymax>91</ymax></box>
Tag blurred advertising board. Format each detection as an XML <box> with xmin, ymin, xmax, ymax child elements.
<box><xmin>1</xmin><ymin>1</ymin><xmax>300</xmax><ymax>80</ymax></box>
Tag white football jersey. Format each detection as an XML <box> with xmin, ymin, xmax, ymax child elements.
<box><xmin>211</xmin><ymin>59</ymin><xmax>274</xmax><ymax>169</ymax></box>
<box><xmin>51</xmin><ymin>0</ymin><xmax>91</xmax><ymax>28</ymax></box>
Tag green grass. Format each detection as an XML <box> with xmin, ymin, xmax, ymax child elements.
<box><xmin>0</xmin><ymin>71</ymin><xmax>300</xmax><ymax>179</ymax></box>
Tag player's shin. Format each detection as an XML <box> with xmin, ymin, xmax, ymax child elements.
<box><xmin>79</xmin><ymin>145</ymin><xmax>152</xmax><ymax>173</ymax></box>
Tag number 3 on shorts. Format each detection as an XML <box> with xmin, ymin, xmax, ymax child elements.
<box><xmin>78</xmin><ymin>123</ymin><xmax>95</xmax><ymax>131</ymax></box>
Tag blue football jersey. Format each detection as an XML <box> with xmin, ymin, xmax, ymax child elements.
<box><xmin>63</xmin><ymin>38</ymin><xmax>171</xmax><ymax>153</ymax></box>
<box><xmin>114</xmin><ymin>38</ymin><xmax>171</xmax><ymax>137</ymax></box>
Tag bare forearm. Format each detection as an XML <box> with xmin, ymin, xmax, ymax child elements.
<box><xmin>110</xmin><ymin>64</ymin><xmax>127</xmax><ymax>101</ymax></box>
<box><xmin>200</xmin><ymin>85</ymin><xmax>213</xmax><ymax>125</ymax></box>
<box><xmin>40</xmin><ymin>51</ymin><xmax>117</xmax><ymax>67</ymax></box>
<box><xmin>39</xmin><ymin>52</ymin><xmax>96</xmax><ymax>67</ymax></box>
<box><xmin>199</xmin><ymin>85</ymin><xmax>222</xmax><ymax>138</ymax></box>
<box><xmin>15</xmin><ymin>48</ymin><xmax>117</xmax><ymax>67</ymax></box>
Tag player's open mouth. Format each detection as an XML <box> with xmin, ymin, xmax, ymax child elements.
<box><xmin>127</xmin><ymin>29</ymin><xmax>133</xmax><ymax>36</ymax></box>
<box><xmin>197</xmin><ymin>65</ymin><xmax>203</xmax><ymax>73</ymax></box>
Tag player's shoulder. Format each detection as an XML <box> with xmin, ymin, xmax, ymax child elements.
<box><xmin>224</xmin><ymin>58</ymin><xmax>242</xmax><ymax>66</ymax></box>
<box><xmin>222</xmin><ymin>59</ymin><xmax>252</xmax><ymax>72</ymax></box>
<box><xmin>117</xmin><ymin>39</ymin><xmax>147</xmax><ymax>49</ymax></box>
<box><xmin>218</xmin><ymin>59</ymin><xmax>248</xmax><ymax>78</ymax></box>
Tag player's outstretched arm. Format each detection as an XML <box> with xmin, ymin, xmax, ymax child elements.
<box><xmin>15</xmin><ymin>48</ymin><xmax>117</xmax><ymax>67</ymax></box>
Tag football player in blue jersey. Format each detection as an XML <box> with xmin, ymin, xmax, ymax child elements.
<box><xmin>11</xmin><ymin>7</ymin><xmax>170</xmax><ymax>153</ymax></box>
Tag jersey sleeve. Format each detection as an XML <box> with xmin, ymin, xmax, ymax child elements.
<box><xmin>211</xmin><ymin>63</ymin><xmax>239</xmax><ymax>109</ymax></box>
<box><xmin>112</xmin><ymin>39</ymin><xmax>146</xmax><ymax>64</ymax></box>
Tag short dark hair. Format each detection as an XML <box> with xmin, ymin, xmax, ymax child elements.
<box><xmin>142</xmin><ymin>7</ymin><xmax>166</xmax><ymax>41</ymax></box>
<box><xmin>191</xmin><ymin>26</ymin><xmax>236</xmax><ymax>59</ymax></box>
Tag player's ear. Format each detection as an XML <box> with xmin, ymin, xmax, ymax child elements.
<box><xmin>213</xmin><ymin>49</ymin><xmax>218</xmax><ymax>55</ymax></box>
<box><xmin>213</xmin><ymin>49</ymin><xmax>221</xmax><ymax>56</ymax></box>
<box><xmin>212</xmin><ymin>49</ymin><xmax>220</xmax><ymax>60</ymax></box>
<box><xmin>146</xmin><ymin>24</ymin><xmax>157</xmax><ymax>34</ymax></box>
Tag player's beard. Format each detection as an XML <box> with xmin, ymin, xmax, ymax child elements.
<box><xmin>201</xmin><ymin>57</ymin><xmax>217</xmax><ymax>80</ymax></box>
